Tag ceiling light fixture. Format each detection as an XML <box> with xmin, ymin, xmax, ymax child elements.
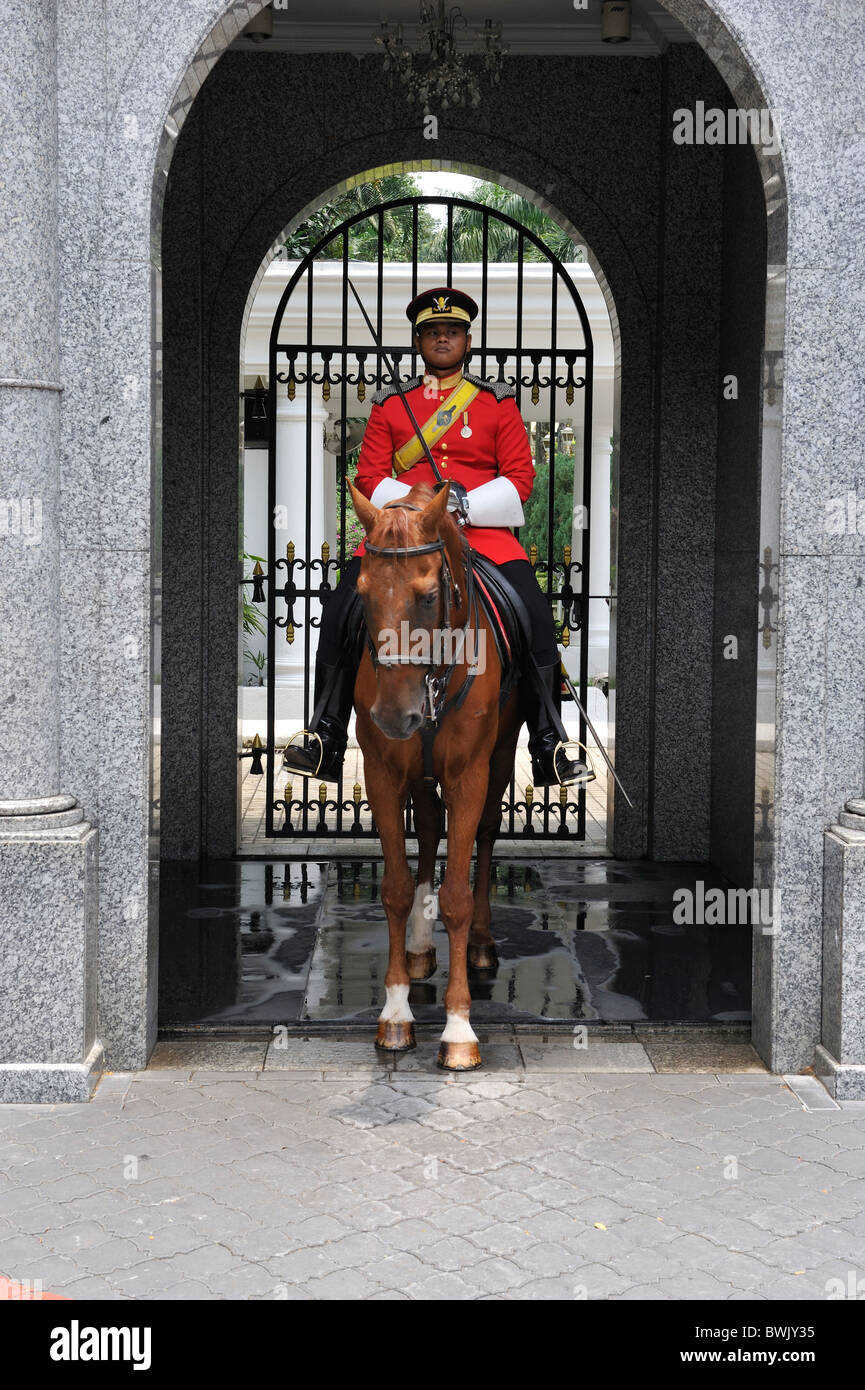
<box><xmin>374</xmin><ymin>2</ymin><xmax>507</xmax><ymax>112</ymax></box>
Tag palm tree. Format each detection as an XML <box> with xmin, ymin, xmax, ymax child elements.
<box><xmin>284</xmin><ymin>175</ymin><xmax>439</xmax><ymax>262</ymax></box>
<box><xmin>422</xmin><ymin>182</ymin><xmax>584</xmax><ymax>263</ymax></box>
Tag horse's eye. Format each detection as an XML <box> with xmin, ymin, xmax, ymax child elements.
<box><xmin>421</xmin><ymin>592</ymin><xmax>437</xmax><ymax>608</ymax></box>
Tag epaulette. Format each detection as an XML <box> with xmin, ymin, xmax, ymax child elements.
<box><xmin>371</xmin><ymin>375</ymin><xmax>424</xmax><ymax>406</ymax></box>
<box><xmin>463</xmin><ymin>371</ymin><xmax>516</xmax><ymax>401</ymax></box>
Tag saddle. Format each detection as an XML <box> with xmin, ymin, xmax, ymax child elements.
<box><xmin>469</xmin><ymin>551</ymin><xmax>529</xmax><ymax>702</ymax></box>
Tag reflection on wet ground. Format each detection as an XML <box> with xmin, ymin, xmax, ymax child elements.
<box><xmin>159</xmin><ymin>858</ymin><xmax>750</xmax><ymax>1030</ymax></box>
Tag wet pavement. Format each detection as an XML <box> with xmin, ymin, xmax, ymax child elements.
<box><xmin>159</xmin><ymin>859</ymin><xmax>750</xmax><ymax>1030</ymax></box>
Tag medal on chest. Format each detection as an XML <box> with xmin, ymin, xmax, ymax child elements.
<box><xmin>460</xmin><ymin>409</ymin><xmax>472</xmax><ymax>439</ymax></box>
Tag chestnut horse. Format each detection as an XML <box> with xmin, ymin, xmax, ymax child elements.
<box><xmin>349</xmin><ymin>479</ymin><xmax>521</xmax><ymax>1070</ymax></box>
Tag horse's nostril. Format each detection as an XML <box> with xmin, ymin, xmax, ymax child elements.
<box><xmin>371</xmin><ymin>705</ymin><xmax>423</xmax><ymax>740</ymax></box>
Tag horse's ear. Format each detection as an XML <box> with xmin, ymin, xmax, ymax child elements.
<box><xmin>349</xmin><ymin>480</ymin><xmax>379</xmax><ymax>536</ymax></box>
<box><xmin>419</xmin><ymin>483</ymin><xmax>450</xmax><ymax>537</ymax></box>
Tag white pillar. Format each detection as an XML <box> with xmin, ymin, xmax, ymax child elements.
<box><xmin>273</xmin><ymin>388</ymin><xmax>329</xmax><ymax>725</ymax></box>
<box><xmin>587</xmin><ymin>376</ymin><xmax>613</xmax><ymax>681</ymax></box>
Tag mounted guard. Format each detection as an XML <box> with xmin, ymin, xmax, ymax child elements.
<box><xmin>283</xmin><ymin>284</ymin><xmax>593</xmax><ymax>790</ymax></box>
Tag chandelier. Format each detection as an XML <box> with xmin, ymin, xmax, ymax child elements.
<box><xmin>374</xmin><ymin>3</ymin><xmax>507</xmax><ymax>111</ymax></box>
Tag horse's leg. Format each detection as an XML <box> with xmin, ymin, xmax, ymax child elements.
<box><xmin>437</xmin><ymin>767</ymin><xmax>491</xmax><ymax>1071</ymax></box>
<box><xmin>468</xmin><ymin>722</ymin><xmax>520</xmax><ymax>971</ymax></box>
<box><xmin>405</xmin><ymin>780</ymin><xmax>441</xmax><ymax>980</ymax></box>
<box><xmin>365</xmin><ymin>758</ymin><xmax>416</xmax><ymax>1052</ymax></box>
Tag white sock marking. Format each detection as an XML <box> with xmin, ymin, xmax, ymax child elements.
<box><xmin>406</xmin><ymin>880</ymin><xmax>434</xmax><ymax>954</ymax></box>
<box><xmin>440</xmin><ymin>1012</ymin><xmax>478</xmax><ymax>1043</ymax></box>
<box><xmin>380</xmin><ymin>983</ymin><xmax>414</xmax><ymax>1024</ymax></box>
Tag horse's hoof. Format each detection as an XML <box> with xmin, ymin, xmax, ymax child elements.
<box><xmin>467</xmin><ymin>943</ymin><xmax>499</xmax><ymax>971</ymax></box>
<box><xmin>436</xmin><ymin>1041</ymin><xmax>482</xmax><ymax>1071</ymax></box>
<box><xmin>407</xmin><ymin>948</ymin><xmax>437</xmax><ymax>980</ymax></box>
<box><xmin>375</xmin><ymin>1020</ymin><xmax>417</xmax><ymax>1051</ymax></box>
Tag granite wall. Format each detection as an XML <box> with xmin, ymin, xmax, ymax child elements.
<box><xmin>709</xmin><ymin>139</ymin><xmax>767</xmax><ymax>886</ymax></box>
<box><xmin>2</xmin><ymin>0</ymin><xmax>859</xmax><ymax>1083</ymax></box>
<box><xmin>160</xmin><ymin>43</ymin><xmax>748</xmax><ymax>872</ymax></box>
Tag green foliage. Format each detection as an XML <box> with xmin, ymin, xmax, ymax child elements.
<box><xmin>335</xmin><ymin>448</ymin><xmax>367</xmax><ymax>582</ymax></box>
<box><xmin>240</xmin><ymin>550</ymin><xmax>266</xmax><ymax>637</ymax></box>
<box><xmin>521</xmin><ymin>450</ymin><xmax>576</xmax><ymax>570</ymax></box>
<box><xmin>284</xmin><ymin>175</ymin><xmax>438</xmax><ymax>262</ymax></box>
<box><xmin>284</xmin><ymin>176</ymin><xmax>584</xmax><ymax>267</ymax></box>
<box><xmin>422</xmin><ymin>183</ymin><xmax>585</xmax><ymax>264</ymax></box>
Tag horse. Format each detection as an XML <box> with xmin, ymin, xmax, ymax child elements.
<box><xmin>348</xmin><ymin>479</ymin><xmax>522</xmax><ymax>1070</ymax></box>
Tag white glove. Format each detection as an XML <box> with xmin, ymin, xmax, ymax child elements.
<box><xmin>370</xmin><ymin>477</ymin><xmax>413</xmax><ymax>508</ymax></box>
<box><xmin>465</xmin><ymin>476</ymin><xmax>525</xmax><ymax>527</ymax></box>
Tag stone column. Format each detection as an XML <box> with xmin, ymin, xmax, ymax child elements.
<box><xmin>0</xmin><ymin>0</ymin><xmax>102</xmax><ymax>1101</ymax></box>
<box><xmin>816</xmin><ymin>799</ymin><xmax>865</xmax><ymax>1100</ymax></box>
<box><xmin>273</xmin><ymin>389</ymin><xmax>328</xmax><ymax>726</ymax></box>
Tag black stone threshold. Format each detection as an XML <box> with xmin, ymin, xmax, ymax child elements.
<box><xmin>159</xmin><ymin>1021</ymin><xmax>753</xmax><ymax>1040</ymax></box>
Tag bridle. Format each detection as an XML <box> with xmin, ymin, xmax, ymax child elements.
<box><xmin>361</xmin><ymin>502</ymin><xmax>483</xmax><ymax>780</ymax></box>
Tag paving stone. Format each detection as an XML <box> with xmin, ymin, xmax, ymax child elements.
<box><xmin>519</xmin><ymin>1044</ymin><xmax>652</xmax><ymax>1073</ymax></box>
<box><xmin>12</xmin><ymin>1254</ymin><xmax>86</xmax><ymax>1289</ymax></box>
<box><xmin>4</xmin><ymin>1064</ymin><xmax>865</xmax><ymax>1302</ymax></box>
<box><xmin>423</xmin><ymin>1235</ymin><xmax>486</xmax><ymax>1272</ymax></box>
<box><xmin>206</xmin><ymin>1262</ymin><xmax>296</xmax><ymax>1299</ymax></box>
<box><xmin>469</xmin><ymin>1221</ymin><xmax>536</xmax><ymax>1259</ymax></box>
<box><xmin>429</xmin><ymin>1203</ymin><xmax>490</xmax><ymax>1235</ymax></box>
<box><xmin>612</xmin><ymin>1283</ymin><xmax>669</xmax><ymax>1299</ymax></box>
<box><xmin>265</xmin><ymin>1039</ymin><xmax>392</xmax><ymax>1070</ymax></box>
<box><xmin>159</xmin><ymin>1279</ymin><xmax>217</xmax><ymax>1300</ymax></box>
<box><xmin>45</xmin><ymin>1220</ymin><xmax>110</xmax><ymax>1253</ymax></box>
<box><xmin>468</xmin><ymin>1257</ymin><xmax>530</xmax><ymax>1294</ymax></box>
<box><xmin>148</xmin><ymin>1043</ymin><xmax>267</xmax><ymax>1071</ymax></box>
<box><xmin>642</xmin><ymin>1041</ymin><xmax>768</xmax><ymax>1073</ymax></box>
<box><xmin>516</xmin><ymin>1275</ymin><xmax>585</xmax><ymax>1299</ymax></box>
<box><xmin>406</xmin><ymin>1270</ymin><xmax>475</xmax><ymax>1300</ymax></box>
<box><xmin>372</xmin><ymin>1250</ymin><xmax>431</xmax><ymax>1288</ymax></box>
<box><xmin>75</xmin><ymin>1238</ymin><xmax>153</xmax><ymax>1275</ymax></box>
<box><xmin>511</xmin><ymin>1241</ymin><xmax>578</xmax><ymax>1279</ymax></box>
<box><xmin>55</xmin><ymin>1275</ymin><xmax>131</xmax><ymax>1299</ymax></box>
<box><xmin>263</xmin><ymin>1246</ymin><xmax>340</xmax><ymax>1285</ymax></box>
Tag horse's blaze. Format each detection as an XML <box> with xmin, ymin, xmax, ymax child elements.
<box><xmin>406</xmin><ymin>948</ymin><xmax>437</xmax><ymax>980</ymax></box>
<box><xmin>375</xmin><ymin>1019</ymin><xmax>417</xmax><ymax>1051</ymax></box>
<box><xmin>437</xmin><ymin>1040</ymin><xmax>483</xmax><ymax>1071</ymax></box>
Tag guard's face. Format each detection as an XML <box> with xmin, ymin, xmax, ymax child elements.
<box><xmin>414</xmin><ymin>322</ymin><xmax>471</xmax><ymax>373</ymax></box>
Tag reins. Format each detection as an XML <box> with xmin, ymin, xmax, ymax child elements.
<box><xmin>363</xmin><ymin>502</ymin><xmax>483</xmax><ymax>785</ymax></box>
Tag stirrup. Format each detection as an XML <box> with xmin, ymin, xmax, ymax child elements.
<box><xmin>282</xmin><ymin>729</ymin><xmax>323</xmax><ymax>779</ymax></box>
<box><xmin>554</xmin><ymin>739</ymin><xmax>597</xmax><ymax>788</ymax></box>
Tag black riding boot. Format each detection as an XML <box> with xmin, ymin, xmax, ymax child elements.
<box><xmin>282</xmin><ymin>578</ymin><xmax>363</xmax><ymax>783</ymax></box>
<box><xmin>524</xmin><ymin>663</ymin><xmax>594</xmax><ymax>789</ymax></box>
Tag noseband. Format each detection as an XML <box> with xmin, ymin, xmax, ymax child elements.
<box><xmin>363</xmin><ymin>503</ymin><xmax>463</xmax><ymax>668</ymax></box>
<box><xmin>361</xmin><ymin>503</ymin><xmax>481</xmax><ymax>780</ymax></box>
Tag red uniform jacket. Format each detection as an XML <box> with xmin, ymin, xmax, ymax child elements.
<box><xmin>353</xmin><ymin>370</ymin><xmax>534</xmax><ymax>563</ymax></box>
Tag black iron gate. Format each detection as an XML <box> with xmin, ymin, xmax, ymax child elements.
<box><xmin>243</xmin><ymin>196</ymin><xmax>597</xmax><ymax>841</ymax></box>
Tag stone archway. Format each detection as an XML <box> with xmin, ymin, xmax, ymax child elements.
<box><xmin>10</xmin><ymin>0</ymin><xmax>865</xmax><ymax>1101</ymax></box>
<box><xmin>155</xmin><ymin>7</ymin><xmax>781</xmax><ymax>1062</ymax></box>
